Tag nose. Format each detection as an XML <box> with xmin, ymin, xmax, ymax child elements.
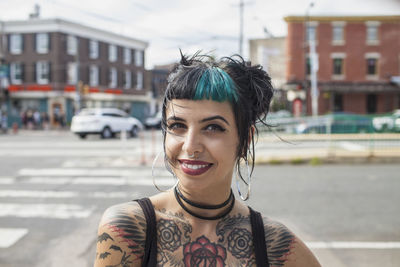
<box><xmin>182</xmin><ymin>129</ymin><xmax>203</xmax><ymax>156</ymax></box>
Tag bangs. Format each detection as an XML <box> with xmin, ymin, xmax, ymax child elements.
<box><xmin>165</xmin><ymin>64</ymin><xmax>238</xmax><ymax>104</ymax></box>
<box><xmin>193</xmin><ymin>67</ymin><xmax>238</xmax><ymax>103</ymax></box>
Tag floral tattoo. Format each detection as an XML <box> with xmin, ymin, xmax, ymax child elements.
<box><xmin>183</xmin><ymin>236</ymin><xmax>227</xmax><ymax>267</ymax></box>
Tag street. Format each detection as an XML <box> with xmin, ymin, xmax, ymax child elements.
<box><xmin>0</xmin><ymin>130</ymin><xmax>399</xmax><ymax>267</ymax></box>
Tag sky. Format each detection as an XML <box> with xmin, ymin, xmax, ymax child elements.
<box><xmin>0</xmin><ymin>0</ymin><xmax>399</xmax><ymax>69</ymax></box>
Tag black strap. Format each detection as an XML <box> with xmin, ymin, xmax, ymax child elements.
<box><xmin>249</xmin><ymin>207</ymin><xmax>270</xmax><ymax>267</ymax></box>
<box><xmin>136</xmin><ymin>198</ymin><xmax>157</xmax><ymax>267</ymax></box>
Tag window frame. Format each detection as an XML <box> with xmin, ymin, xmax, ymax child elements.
<box><xmin>9</xmin><ymin>34</ymin><xmax>23</xmax><ymax>54</ymax></box>
<box><xmin>36</xmin><ymin>33</ymin><xmax>49</xmax><ymax>54</ymax></box>
<box><xmin>123</xmin><ymin>70</ymin><xmax>131</xmax><ymax>89</ymax></box>
<box><xmin>123</xmin><ymin>48</ymin><xmax>131</xmax><ymax>65</ymax></box>
<box><xmin>89</xmin><ymin>65</ymin><xmax>99</xmax><ymax>87</ymax></box>
<box><xmin>67</xmin><ymin>35</ymin><xmax>78</xmax><ymax>56</ymax></box>
<box><xmin>36</xmin><ymin>61</ymin><xmax>50</xmax><ymax>84</ymax></box>
<box><xmin>67</xmin><ymin>62</ymin><xmax>78</xmax><ymax>85</ymax></box>
<box><xmin>109</xmin><ymin>44</ymin><xmax>118</xmax><ymax>62</ymax></box>
<box><xmin>89</xmin><ymin>40</ymin><xmax>99</xmax><ymax>59</ymax></box>
<box><xmin>10</xmin><ymin>62</ymin><xmax>23</xmax><ymax>85</ymax></box>
<box><xmin>109</xmin><ymin>67</ymin><xmax>117</xmax><ymax>88</ymax></box>
<box><xmin>135</xmin><ymin>50</ymin><xmax>143</xmax><ymax>67</ymax></box>
<box><xmin>136</xmin><ymin>71</ymin><xmax>143</xmax><ymax>90</ymax></box>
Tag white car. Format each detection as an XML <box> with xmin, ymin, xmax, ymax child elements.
<box><xmin>372</xmin><ymin>109</ymin><xmax>400</xmax><ymax>132</ymax></box>
<box><xmin>70</xmin><ymin>108</ymin><xmax>143</xmax><ymax>139</ymax></box>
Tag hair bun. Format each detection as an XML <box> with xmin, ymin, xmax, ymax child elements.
<box><xmin>222</xmin><ymin>56</ymin><xmax>274</xmax><ymax>123</ymax></box>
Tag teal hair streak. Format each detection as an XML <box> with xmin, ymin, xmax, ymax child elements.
<box><xmin>193</xmin><ymin>67</ymin><xmax>238</xmax><ymax>103</ymax></box>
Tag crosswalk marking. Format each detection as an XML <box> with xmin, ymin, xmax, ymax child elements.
<box><xmin>306</xmin><ymin>241</ymin><xmax>400</xmax><ymax>249</ymax></box>
<box><xmin>0</xmin><ymin>177</ymin><xmax>16</xmax><ymax>184</ymax></box>
<box><xmin>0</xmin><ymin>190</ymin><xmax>140</xmax><ymax>199</ymax></box>
<box><xmin>23</xmin><ymin>176</ymin><xmax>175</xmax><ymax>186</ymax></box>
<box><xmin>18</xmin><ymin>168</ymin><xmax>170</xmax><ymax>177</ymax></box>
<box><xmin>0</xmin><ymin>204</ymin><xmax>94</xmax><ymax>219</ymax></box>
<box><xmin>0</xmin><ymin>228</ymin><xmax>29</xmax><ymax>248</ymax></box>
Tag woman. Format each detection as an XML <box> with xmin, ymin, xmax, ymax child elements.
<box><xmin>94</xmin><ymin>53</ymin><xmax>321</xmax><ymax>267</ymax></box>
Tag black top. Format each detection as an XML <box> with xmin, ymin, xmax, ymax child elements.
<box><xmin>136</xmin><ymin>198</ymin><xmax>269</xmax><ymax>267</ymax></box>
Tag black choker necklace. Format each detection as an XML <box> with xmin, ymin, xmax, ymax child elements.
<box><xmin>175</xmin><ymin>186</ymin><xmax>233</xmax><ymax>209</ymax></box>
<box><xmin>174</xmin><ymin>186</ymin><xmax>235</xmax><ymax>220</ymax></box>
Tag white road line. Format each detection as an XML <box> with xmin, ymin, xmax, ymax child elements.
<box><xmin>18</xmin><ymin>168</ymin><xmax>170</xmax><ymax>177</ymax></box>
<box><xmin>0</xmin><ymin>228</ymin><xmax>28</xmax><ymax>248</ymax></box>
<box><xmin>0</xmin><ymin>190</ymin><xmax>139</xmax><ymax>199</ymax></box>
<box><xmin>306</xmin><ymin>241</ymin><xmax>400</xmax><ymax>249</ymax></box>
<box><xmin>24</xmin><ymin>177</ymin><xmax>175</xmax><ymax>186</ymax></box>
<box><xmin>338</xmin><ymin>141</ymin><xmax>366</xmax><ymax>151</ymax></box>
<box><xmin>0</xmin><ymin>204</ymin><xmax>94</xmax><ymax>219</ymax></box>
<box><xmin>0</xmin><ymin>177</ymin><xmax>16</xmax><ymax>184</ymax></box>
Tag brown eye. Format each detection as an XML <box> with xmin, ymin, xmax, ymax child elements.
<box><xmin>204</xmin><ymin>124</ymin><xmax>226</xmax><ymax>132</ymax></box>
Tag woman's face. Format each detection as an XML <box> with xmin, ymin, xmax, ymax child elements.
<box><xmin>165</xmin><ymin>99</ymin><xmax>239</xmax><ymax>190</ymax></box>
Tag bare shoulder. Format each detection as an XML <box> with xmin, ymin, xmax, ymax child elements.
<box><xmin>94</xmin><ymin>201</ymin><xmax>147</xmax><ymax>267</ymax></box>
<box><xmin>263</xmin><ymin>216</ymin><xmax>321</xmax><ymax>267</ymax></box>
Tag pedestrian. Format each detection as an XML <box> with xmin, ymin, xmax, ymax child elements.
<box><xmin>94</xmin><ymin>52</ymin><xmax>321</xmax><ymax>267</ymax></box>
<box><xmin>41</xmin><ymin>112</ymin><xmax>50</xmax><ymax>130</ymax></box>
<box><xmin>33</xmin><ymin>110</ymin><xmax>41</xmax><ymax>130</ymax></box>
<box><xmin>0</xmin><ymin>110</ymin><xmax>7</xmax><ymax>134</ymax></box>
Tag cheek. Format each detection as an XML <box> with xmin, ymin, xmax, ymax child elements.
<box><xmin>164</xmin><ymin>134</ymin><xmax>182</xmax><ymax>160</ymax></box>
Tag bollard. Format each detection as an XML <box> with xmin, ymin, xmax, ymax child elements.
<box><xmin>12</xmin><ymin>122</ymin><xmax>18</xmax><ymax>134</ymax></box>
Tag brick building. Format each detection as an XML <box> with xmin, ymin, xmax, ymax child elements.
<box><xmin>284</xmin><ymin>15</ymin><xmax>400</xmax><ymax>115</ymax></box>
<box><xmin>0</xmin><ymin>18</ymin><xmax>149</xmax><ymax>127</ymax></box>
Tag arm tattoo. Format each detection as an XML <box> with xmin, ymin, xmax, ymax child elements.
<box><xmin>105</xmin><ymin>251</ymin><xmax>133</xmax><ymax>267</ymax></box>
<box><xmin>107</xmin><ymin>213</ymin><xmax>146</xmax><ymax>256</ymax></box>
<box><xmin>264</xmin><ymin>218</ymin><xmax>295</xmax><ymax>266</ymax></box>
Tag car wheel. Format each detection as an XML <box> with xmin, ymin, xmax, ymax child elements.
<box><xmin>101</xmin><ymin>127</ymin><xmax>113</xmax><ymax>139</ymax></box>
<box><xmin>78</xmin><ymin>133</ymin><xmax>87</xmax><ymax>139</ymax></box>
<box><xmin>130</xmin><ymin>125</ymin><xmax>139</xmax><ymax>138</ymax></box>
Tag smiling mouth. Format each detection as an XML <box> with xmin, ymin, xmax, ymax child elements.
<box><xmin>178</xmin><ymin>160</ymin><xmax>213</xmax><ymax>175</ymax></box>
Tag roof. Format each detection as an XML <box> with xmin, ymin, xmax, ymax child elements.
<box><xmin>284</xmin><ymin>15</ymin><xmax>400</xmax><ymax>23</ymax></box>
<box><xmin>2</xmin><ymin>18</ymin><xmax>148</xmax><ymax>50</ymax></box>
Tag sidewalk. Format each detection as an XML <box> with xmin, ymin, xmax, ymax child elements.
<box><xmin>255</xmin><ymin>133</ymin><xmax>400</xmax><ymax>165</ymax></box>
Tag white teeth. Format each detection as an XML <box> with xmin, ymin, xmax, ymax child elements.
<box><xmin>183</xmin><ymin>163</ymin><xmax>209</xmax><ymax>170</ymax></box>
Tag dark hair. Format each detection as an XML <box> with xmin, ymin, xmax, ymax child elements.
<box><xmin>162</xmin><ymin>51</ymin><xmax>274</xmax><ymax>185</ymax></box>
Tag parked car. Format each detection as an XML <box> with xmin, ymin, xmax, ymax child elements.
<box><xmin>144</xmin><ymin>111</ymin><xmax>162</xmax><ymax>129</ymax></box>
<box><xmin>295</xmin><ymin>113</ymin><xmax>373</xmax><ymax>134</ymax></box>
<box><xmin>372</xmin><ymin>109</ymin><xmax>400</xmax><ymax>132</ymax></box>
<box><xmin>70</xmin><ymin>108</ymin><xmax>143</xmax><ymax>139</ymax></box>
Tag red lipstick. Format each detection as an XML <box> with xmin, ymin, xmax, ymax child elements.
<box><xmin>179</xmin><ymin>160</ymin><xmax>213</xmax><ymax>176</ymax></box>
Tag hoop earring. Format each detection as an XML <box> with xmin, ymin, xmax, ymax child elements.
<box><xmin>235</xmin><ymin>158</ymin><xmax>251</xmax><ymax>201</ymax></box>
<box><xmin>152</xmin><ymin>151</ymin><xmax>178</xmax><ymax>192</ymax></box>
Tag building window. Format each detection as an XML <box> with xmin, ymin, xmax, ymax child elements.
<box><xmin>136</xmin><ymin>71</ymin><xmax>143</xmax><ymax>90</ymax></box>
<box><xmin>366</xmin><ymin>58</ymin><xmax>378</xmax><ymax>75</ymax></box>
<box><xmin>109</xmin><ymin>44</ymin><xmax>117</xmax><ymax>62</ymax></box>
<box><xmin>124</xmin><ymin>70</ymin><xmax>131</xmax><ymax>89</ymax></box>
<box><xmin>89</xmin><ymin>40</ymin><xmax>99</xmax><ymax>59</ymax></box>
<box><xmin>109</xmin><ymin>67</ymin><xmax>117</xmax><ymax>88</ymax></box>
<box><xmin>135</xmin><ymin>50</ymin><xmax>143</xmax><ymax>66</ymax></box>
<box><xmin>332</xmin><ymin>26</ymin><xmax>345</xmax><ymax>45</ymax></box>
<box><xmin>67</xmin><ymin>35</ymin><xmax>78</xmax><ymax>55</ymax></box>
<box><xmin>89</xmin><ymin>65</ymin><xmax>99</xmax><ymax>87</ymax></box>
<box><xmin>9</xmin><ymin>34</ymin><xmax>23</xmax><ymax>54</ymax></box>
<box><xmin>366</xmin><ymin>94</ymin><xmax>377</xmax><ymax>114</ymax></box>
<box><xmin>333</xmin><ymin>58</ymin><xmax>343</xmax><ymax>75</ymax></box>
<box><xmin>67</xmin><ymin>62</ymin><xmax>78</xmax><ymax>85</ymax></box>
<box><xmin>124</xmin><ymin>48</ymin><xmax>131</xmax><ymax>65</ymax></box>
<box><xmin>305</xmin><ymin>57</ymin><xmax>311</xmax><ymax>75</ymax></box>
<box><xmin>36</xmin><ymin>61</ymin><xmax>50</xmax><ymax>84</ymax></box>
<box><xmin>10</xmin><ymin>62</ymin><xmax>23</xmax><ymax>84</ymax></box>
<box><xmin>333</xmin><ymin>93</ymin><xmax>343</xmax><ymax>112</ymax></box>
<box><xmin>36</xmin><ymin>33</ymin><xmax>49</xmax><ymax>54</ymax></box>
<box><xmin>306</xmin><ymin>26</ymin><xmax>316</xmax><ymax>42</ymax></box>
<box><xmin>367</xmin><ymin>26</ymin><xmax>378</xmax><ymax>42</ymax></box>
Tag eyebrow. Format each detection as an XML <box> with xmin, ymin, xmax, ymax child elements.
<box><xmin>167</xmin><ymin>115</ymin><xmax>230</xmax><ymax>126</ymax></box>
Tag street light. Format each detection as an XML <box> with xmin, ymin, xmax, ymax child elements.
<box><xmin>305</xmin><ymin>2</ymin><xmax>319</xmax><ymax>117</ymax></box>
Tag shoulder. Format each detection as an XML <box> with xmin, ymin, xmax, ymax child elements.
<box><xmin>94</xmin><ymin>201</ymin><xmax>147</xmax><ymax>267</ymax></box>
<box><xmin>262</xmin><ymin>216</ymin><xmax>321</xmax><ymax>267</ymax></box>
